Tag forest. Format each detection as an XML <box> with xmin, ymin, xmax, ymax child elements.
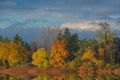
<box><xmin>0</xmin><ymin>22</ymin><xmax>120</xmax><ymax>70</ymax></box>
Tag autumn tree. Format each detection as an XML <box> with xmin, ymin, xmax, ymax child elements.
<box><xmin>96</xmin><ymin>22</ymin><xmax>115</xmax><ymax>63</ymax></box>
<box><xmin>0</xmin><ymin>41</ymin><xmax>28</xmax><ymax>68</ymax></box>
<box><xmin>0</xmin><ymin>42</ymin><xmax>9</xmax><ymax>68</ymax></box>
<box><xmin>81</xmin><ymin>49</ymin><xmax>99</xmax><ymax>66</ymax></box>
<box><xmin>49</xmin><ymin>39</ymin><xmax>68</xmax><ymax>67</ymax></box>
<box><xmin>8</xmin><ymin>41</ymin><xmax>28</xmax><ymax>67</ymax></box>
<box><xmin>32</xmin><ymin>48</ymin><xmax>49</xmax><ymax>68</ymax></box>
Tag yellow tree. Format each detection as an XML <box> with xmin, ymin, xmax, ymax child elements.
<box><xmin>8</xmin><ymin>41</ymin><xmax>28</xmax><ymax>67</ymax></box>
<box><xmin>81</xmin><ymin>49</ymin><xmax>99</xmax><ymax>66</ymax></box>
<box><xmin>0</xmin><ymin>41</ymin><xmax>28</xmax><ymax>68</ymax></box>
<box><xmin>49</xmin><ymin>39</ymin><xmax>68</xmax><ymax>67</ymax></box>
<box><xmin>0</xmin><ymin>42</ymin><xmax>10</xmax><ymax>68</ymax></box>
<box><xmin>32</xmin><ymin>48</ymin><xmax>49</xmax><ymax>68</ymax></box>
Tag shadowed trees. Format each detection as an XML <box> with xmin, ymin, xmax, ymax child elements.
<box><xmin>56</xmin><ymin>28</ymin><xmax>80</xmax><ymax>62</ymax></box>
<box><xmin>96</xmin><ymin>22</ymin><xmax>116</xmax><ymax>63</ymax></box>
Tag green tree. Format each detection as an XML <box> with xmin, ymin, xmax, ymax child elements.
<box><xmin>0</xmin><ymin>35</ymin><xmax>3</xmax><ymax>42</ymax></box>
<box><xmin>3</xmin><ymin>37</ymin><xmax>10</xmax><ymax>42</ymax></box>
<box><xmin>113</xmin><ymin>37</ymin><xmax>120</xmax><ymax>64</ymax></box>
<box><xmin>63</xmin><ymin>28</ymin><xmax>80</xmax><ymax>61</ymax></box>
<box><xmin>56</xmin><ymin>30</ymin><xmax>63</xmax><ymax>41</ymax></box>
<box><xmin>13</xmin><ymin>34</ymin><xmax>22</xmax><ymax>43</ymax></box>
<box><xmin>0</xmin><ymin>35</ymin><xmax>10</xmax><ymax>42</ymax></box>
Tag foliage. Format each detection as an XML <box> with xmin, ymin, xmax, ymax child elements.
<box><xmin>81</xmin><ymin>49</ymin><xmax>99</xmax><ymax>66</ymax></box>
<box><xmin>113</xmin><ymin>37</ymin><xmax>120</xmax><ymax>64</ymax></box>
<box><xmin>13</xmin><ymin>34</ymin><xmax>23</xmax><ymax>43</ymax></box>
<box><xmin>8</xmin><ymin>41</ymin><xmax>28</xmax><ymax>66</ymax></box>
<box><xmin>96</xmin><ymin>22</ymin><xmax>115</xmax><ymax>63</ymax></box>
<box><xmin>32</xmin><ymin>48</ymin><xmax>49</xmax><ymax>68</ymax></box>
<box><xmin>0</xmin><ymin>41</ymin><xmax>28</xmax><ymax>68</ymax></box>
<box><xmin>65</xmin><ymin>60</ymin><xmax>76</xmax><ymax>69</ymax></box>
<box><xmin>49</xmin><ymin>39</ymin><xmax>68</xmax><ymax>67</ymax></box>
<box><xmin>98</xmin><ymin>48</ymin><xmax>104</xmax><ymax>60</ymax></box>
<box><xmin>33</xmin><ymin>75</ymin><xmax>49</xmax><ymax>80</ymax></box>
<box><xmin>0</xmin><ymin>22</ymin><xmax>119</xmax><ymax>69</ymax></box>
<box><xmin>0</xmin><ymin>35</ymin><xmax>10</xmax><ymax>42</ymax></box>
<box><xmin>62</xmin><ymin>28</ymin><xmax>80</xmax><ymax>61</ymax></box>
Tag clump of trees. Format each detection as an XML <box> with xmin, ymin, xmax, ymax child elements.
<box><xmin>0</xmin><ymin>22</ymin><xmax>119</xmax><ymax>69</ymax></box>
<box><xmin>0</xmin><ymin>34</ymin><xmax>28</xmax><ymax>68</ymax></box>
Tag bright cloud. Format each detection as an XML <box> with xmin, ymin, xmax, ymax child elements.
<box><xmin>60</xmin><ymin>22</ymin><xmax>100</xmax><ymax>31</ymax></box>
<box><xmin>60</xmin><ymin>21</ymin><xmax>120</xmax><ymax>31</ymax></box>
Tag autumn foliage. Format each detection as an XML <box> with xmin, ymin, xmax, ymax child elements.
<box><xmin>81</xmin><ymin>49</ymin><xmax>99</xmax><ymax>66</ymax></box>
<box><xmin>49</xmin><ymin>39</ymin><xmax>68</xmax><ymax>67</ymax></box>
<box><xmin>0</xmin><ymin>41</ymin><xmax>28</xmax><ymax>68</ymax></box>
<box><xmin>32</xmin><ymin>48</ymin><xmax>49</xmax><ymax>68</ymax></box>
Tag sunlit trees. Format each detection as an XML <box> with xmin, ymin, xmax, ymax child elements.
<box><xmin>81</xmin><ymin>49</ymin><xmax>99</xmax><ymax>66</ymax></box>
<box><xmin>32</xmin><ymin>48</ymin><xmax>49</xmax><ymax>68</ymax></box>
<box><xmin>0</xmin><ymin>42</ymin><xmax>9</xmax><ymax>68</ymax></box>
<box><xmin>49</xmin><ymin>39</ymin><xmax>68</xmax><ymax>67</ymax></box>
<box><xmin>8</xmin><ymin>41</ymin><xmax>28</xmax><ymax>67</ymax></box>
<box><xmin>0</xmin><ymin>41</ymin><xmax>28</xmax><ymax>68</ymax></box>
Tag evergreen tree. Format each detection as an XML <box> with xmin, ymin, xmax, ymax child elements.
<box><xmin>13</xmin><ymin>34</ymin><xmax>22</xmax><ymax>43</ymax></box>
<box><xmin>113</xmin><ymin>37</ymin><xmax>120</xmax><ymax>64</ymax></box>
<box><xmin>63</xmin><ymin>28</ymin><xmax>80</xmax><ymax>61</ymax></box>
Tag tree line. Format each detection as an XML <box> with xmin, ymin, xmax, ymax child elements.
<box><xmin>0</xmin><ymin>22</ymin><xmax>120</xmax><ymax>69</ymax></box>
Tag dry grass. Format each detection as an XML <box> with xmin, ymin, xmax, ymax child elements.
<box><xmin>0</xmin><ymin>67</ymin><xmax>75</xmax><ymax>77</ymax></box>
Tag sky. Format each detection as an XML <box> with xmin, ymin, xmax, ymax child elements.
<box><xmin>0</xmin><ymin>0</ymin><xmax>120</xmax><ymax>31</ymax></box>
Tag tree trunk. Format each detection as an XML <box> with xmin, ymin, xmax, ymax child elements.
<box><xmin>3</xmin><ymin>60</ymin><xmax>9</xmax><ymax>69</ymax></box>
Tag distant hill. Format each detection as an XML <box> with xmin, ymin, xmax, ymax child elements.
<box><xmin>0</xmin><ymin>26</ymin><xmax>120</xmax><ymax>43</ymax></box>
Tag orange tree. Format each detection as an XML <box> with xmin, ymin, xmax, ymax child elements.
<box><xmin>49</xmin><ymin>39</ymin><xmax>68</xmax><ymax>67</ymax></box>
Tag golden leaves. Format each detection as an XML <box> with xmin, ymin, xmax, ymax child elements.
<box><xmin>81</xmin><ymin>49</ymin><xmax>100</xmax><ymax>66</ymax></box>
<box><xmin>32</xmin><ymin>48</ymin><xmax>48</xmax><ymax>68</ymax></box>
<box><xmin>0</xmin><ymin>41</ymin><xmax>28</xmax><ymax>67</ymax></box>
<box><xmin>49</xmin><ymin>39</ymin><xmax>68</xmax><ymax>67</ymax></box>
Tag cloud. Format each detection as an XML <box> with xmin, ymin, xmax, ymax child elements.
<box><xmin>0</xmin><ymin>0</ymin><xmax>120</xmax><ymax>21</ymax></box>
<box><xmin>60</xmin><ymin>21</ymin><xmax>100</xmax><ymax>31</ymax></box>
<box><xmin>60</xmin><ymin>21</ymin><xmax>120</xmax><ymax>31</ymax></box>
